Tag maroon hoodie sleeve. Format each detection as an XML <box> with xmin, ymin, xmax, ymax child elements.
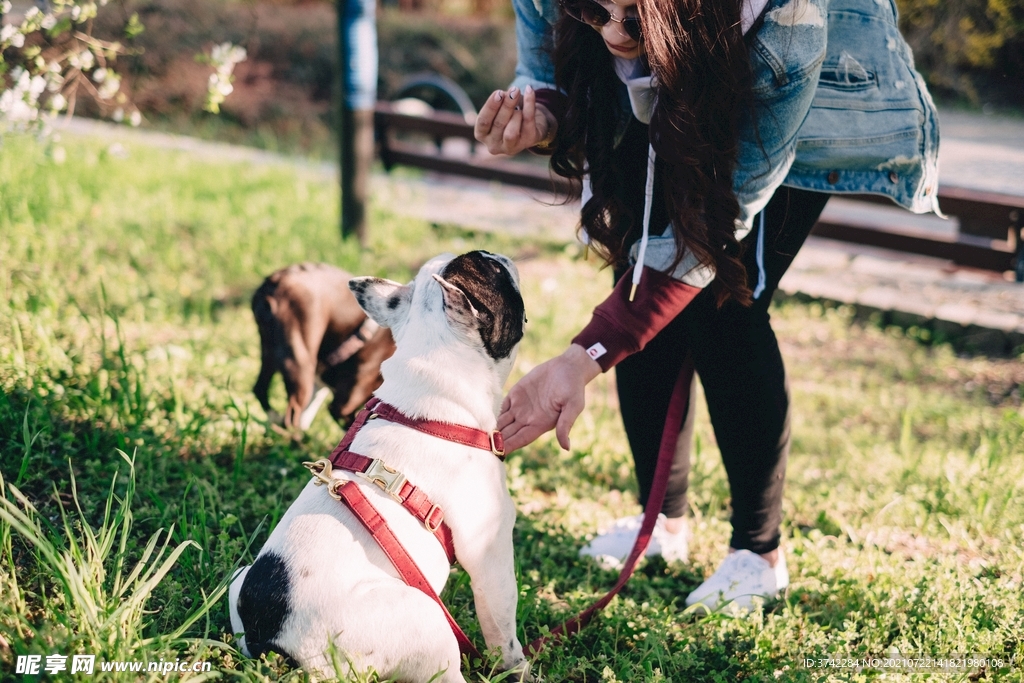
<box><xmin>571</xmin><ymin>266</ymin><xmax>702</xmax><ymax>372</ymax></box>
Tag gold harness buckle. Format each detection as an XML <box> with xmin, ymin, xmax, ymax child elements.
<box><xmin>424</xmin><ymin>504</ymin><xmax>444</xmax><ymax>533</ymax></box>
<box><xmin>358</xmin><ymin>458</ymin><xmax>407</xmax><ymax>501</ymax></box>
<box><xmin>489</xmin><ymin>431</ymin><xmax>505</xmax><ymax>458</ymax></box>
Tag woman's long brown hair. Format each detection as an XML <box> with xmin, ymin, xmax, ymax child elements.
<box><xmin>550</xmin><ymin>0</ymin><xmax>754</xmax><ymax>306</ymax></box>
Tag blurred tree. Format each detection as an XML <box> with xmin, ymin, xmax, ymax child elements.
<box><xmin>897</xmin><ymin>0</ymin><xmax>1024</xmax><ymax>105</ymax></box>
<box><xmin>0</xmin><ymin>0</ymin><xmax>245</xmax><ymax>135</ymax></box>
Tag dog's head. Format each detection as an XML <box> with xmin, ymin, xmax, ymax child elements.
<box><xmin>348</xmin><ymin>251</ymin><xmax>526</xmax><ymax>383</ymax></box>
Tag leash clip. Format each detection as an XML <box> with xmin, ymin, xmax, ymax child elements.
<box><xmin>305</xmin><ymin>459</ymin><xmax>349</xmax><ymax>501</ymax></box>
<box><xmin>304</xmin><ymin>459</ymin><xmax>335</xmax><ymax>486</ymax></box>
<box><xmin>358</xmin><ymin>458</ymin><xmax>407</xmax><ymax>501</ymax></box>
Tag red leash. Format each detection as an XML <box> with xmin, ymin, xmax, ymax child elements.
<box><xmin>524</xmin><ymin>358</ymin><xmax>694</xmax><ymax>657</ymax></box>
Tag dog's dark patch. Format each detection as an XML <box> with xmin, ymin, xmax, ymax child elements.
<box><xmin>238</xmin><ymin>552</ymin><xmax>294</xmax><ymax>661</ymax></box>
<box><xmin>387</xmin><ymin>295</ymin><xmax>401</xmax><ymax>310</ymax></box>
<box><xmin>442</xmin><ymin>251</ymin><xmax>525</xmax><ymax>360</ymax></box>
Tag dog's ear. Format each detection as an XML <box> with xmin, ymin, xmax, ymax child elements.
<box><xmin>432</xmin><ymin>273</ymin><xmax>494</xmax><ymax>338</ymax></box>
<box><xmin>349</xmin><ymin>277</ymin><xmax>412</xmax><ymax>329</ymax></box>
<box><xmin>436</xmin><ymin>252</ymin><xmax>525</xmax><ymax>360</ymax></box>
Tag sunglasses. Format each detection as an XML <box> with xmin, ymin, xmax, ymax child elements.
<box><xmin>561</xmin><ymin>0</ymin><xmax>642</xmax><ymax>42</ymax></box>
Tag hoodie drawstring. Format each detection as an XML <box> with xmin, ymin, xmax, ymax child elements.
<box><xmin>580</xmin><ymin>142</ymin><xmax>655</xmax><ymax>302</ymax></box>
<box><xmin>629</xmin><ymin>143</ymin><xmax>657</xmax><ymax>302</ymax></box>
<box><xmin>753</xmin><ymin>209</ymin><xmax>767</xmax><ymax>299</ymax></box>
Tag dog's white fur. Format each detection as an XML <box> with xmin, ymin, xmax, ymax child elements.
<box><xmin>229</xmin><ymin>253</ymin><xmax>526</xmax><ymax>682</ymax></box>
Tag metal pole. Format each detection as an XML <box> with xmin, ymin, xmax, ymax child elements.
<box><xmin>338</xmin><ymin>0</ymin><xmax>357</xmax><ymax>242</ymax></box>
<box><xmin>339</xmin><ymin>0</ymin><xmax>375</xmax><ymax>245</ymax></box>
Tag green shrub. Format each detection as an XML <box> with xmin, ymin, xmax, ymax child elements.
<box><xmin>897</xmin><ymin>0</ymin><xmax>1024</xmax><ymax>105</ymax></box>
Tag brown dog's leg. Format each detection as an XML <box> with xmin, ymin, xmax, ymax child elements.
<box><xmin>281</xmin><ymin>331</ymin><xmax>317</xmax><ymax>431</ymax></box>
<box><xmin>253</xmin><ymin>333</ymin><xmax>278</xmax><ymax>418</ymax></box>
<box><xmin>252</xmin><ymin>283</ymin><xmax>282</xmax><ymax>421</ymax></box>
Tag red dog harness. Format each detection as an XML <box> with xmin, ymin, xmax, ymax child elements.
<box><xmin>303</xmin><ymin>396</ymin><xmax>504</xmax><ymax>660</ymax></box>
<box><xmin>304</xmin><ymin>366</ymin><xmax>690</xmax><ymax>664</ymax></box>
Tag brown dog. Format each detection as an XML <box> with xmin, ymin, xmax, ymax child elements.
<box><xmin>252</xmin><ymin>263</ymin><xmax>395</xmax><ymax>432</ymax></box>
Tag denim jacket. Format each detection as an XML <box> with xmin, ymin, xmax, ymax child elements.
<box><xmin>511</xmin><ymin>0</ymin><xmax>942</xmax><ymax>238</ymax></box>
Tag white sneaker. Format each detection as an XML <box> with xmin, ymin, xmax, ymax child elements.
<box><xmin>579</xmin><ymin>514</ymin><xmax>689</xmax><ymax>571</ymax></box>
<box><xmin>685</xmin><ymin>549</ymin><xmax>789</xmax><ymax>612</ymax></box>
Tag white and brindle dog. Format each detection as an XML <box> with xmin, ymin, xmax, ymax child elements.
<box><xmin>229</xmin><ymin>251</ymin><xmax>529</xmax><ymax>682</ymax></box>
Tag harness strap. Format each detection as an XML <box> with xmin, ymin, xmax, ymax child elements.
<box><xmin>306</xmin><ymin>397</ymin><xmax>503</xmax><ymax>661</ymax></box>
<box><xmin>331</xmin><ymin>401</ymin><xmax>373</xmax><ymax>454</ymax></box>
<box><xmin>524</xmin><ymin>357</ymin><xmax>694</xmax><ymax>657</ymax></box>
<box><xmin>329</xmin><ymin>449</ymin><xmax>456</xmax><ymax>564</ymax></box>
<box><xmin>326</xmin><ymin>403</ymin><xmax>457</xmax><ymax>563</ymax></box>
<box><xmin>335</xmin><ymin>480</ymin><xmax>483</xmax><ymax>661</ymax></box>
<box><xmin>364</xmin><ymin>397</ymin><xmax>506</xmax><ymax>459</ymax></box>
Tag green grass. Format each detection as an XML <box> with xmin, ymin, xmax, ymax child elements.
<box><xmin>1</xmin><ymin>132</ymin><xmax>1023</xmax><ymax>681</ymax></box>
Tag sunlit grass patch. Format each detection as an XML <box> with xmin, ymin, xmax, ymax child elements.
<box><xmin>1</xmin><ymin>132</ymin><xmax>1023</xmax><ymax>680</ymax></box>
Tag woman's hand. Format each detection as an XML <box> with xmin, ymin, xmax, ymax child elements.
<box><xmin>498</xmin><ymin>344</ymin><xmax>602</xmax><ymax>452</ymax></box>
<box><xmin>474</xmin><ymin>84</ymin><xmax>556</xmax><ymax>156</ymax></box>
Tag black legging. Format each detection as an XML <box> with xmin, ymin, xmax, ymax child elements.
<box><xmin>615</xmin><ymin>185</ymin><xmax>830</xmax><ymax>555</ymax></box>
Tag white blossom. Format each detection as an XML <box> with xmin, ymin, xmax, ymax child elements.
<box><xmin>204</xmin><ymin>42</ymin><xmax>246</xmax><ymax>114</ymax></box>
<box><xmin>211</xmin><ymin>42</ymin><xmax>247</xmax><ymax>66</ymax></box>
<box><xmin>2</xmin><ymin>0</ymin><xmax>234</xmax><ymax>135</ymax></box>
<box><xmin>97</xmin><ymin>72</ymin><xmax>120</xmax><ymax>100</ymax></box>
<box><xmin>69</xmin><ymin>50</ymin><xmax>95</xmax><ymax>71</ymax></box>
<box><xmin>0</xmin><ymin>90</ymin><xmax>14</xmax><ymax>115</ymax></box>
<box><xmin>0</xmin><ymin>68</ymin><xmax>42</xmax><ymax>126</ymax></box>
<box><xmin>77</xmin><ymin>3</ymin><xmax>97</xmax><ymax>22</ymax></box>
<box><xmin>47</xmin><ymin>73</ymin><xmax>64</xmax><ymax>90</ymax></box>
<box><xmin>28</xmin><ymin>75</ymin><xmax>46</xmax><ymax>99</ymax></box>
<box><xmin>1</xmin><ymin>24</ymin><xmax>25</xmax><ymax>48</ymax></box>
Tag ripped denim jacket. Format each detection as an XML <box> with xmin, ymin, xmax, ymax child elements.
<box><xmin>510</xmin><ymin>0</ymin><xmax>941</xmax><ymax>236</ymax></box>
